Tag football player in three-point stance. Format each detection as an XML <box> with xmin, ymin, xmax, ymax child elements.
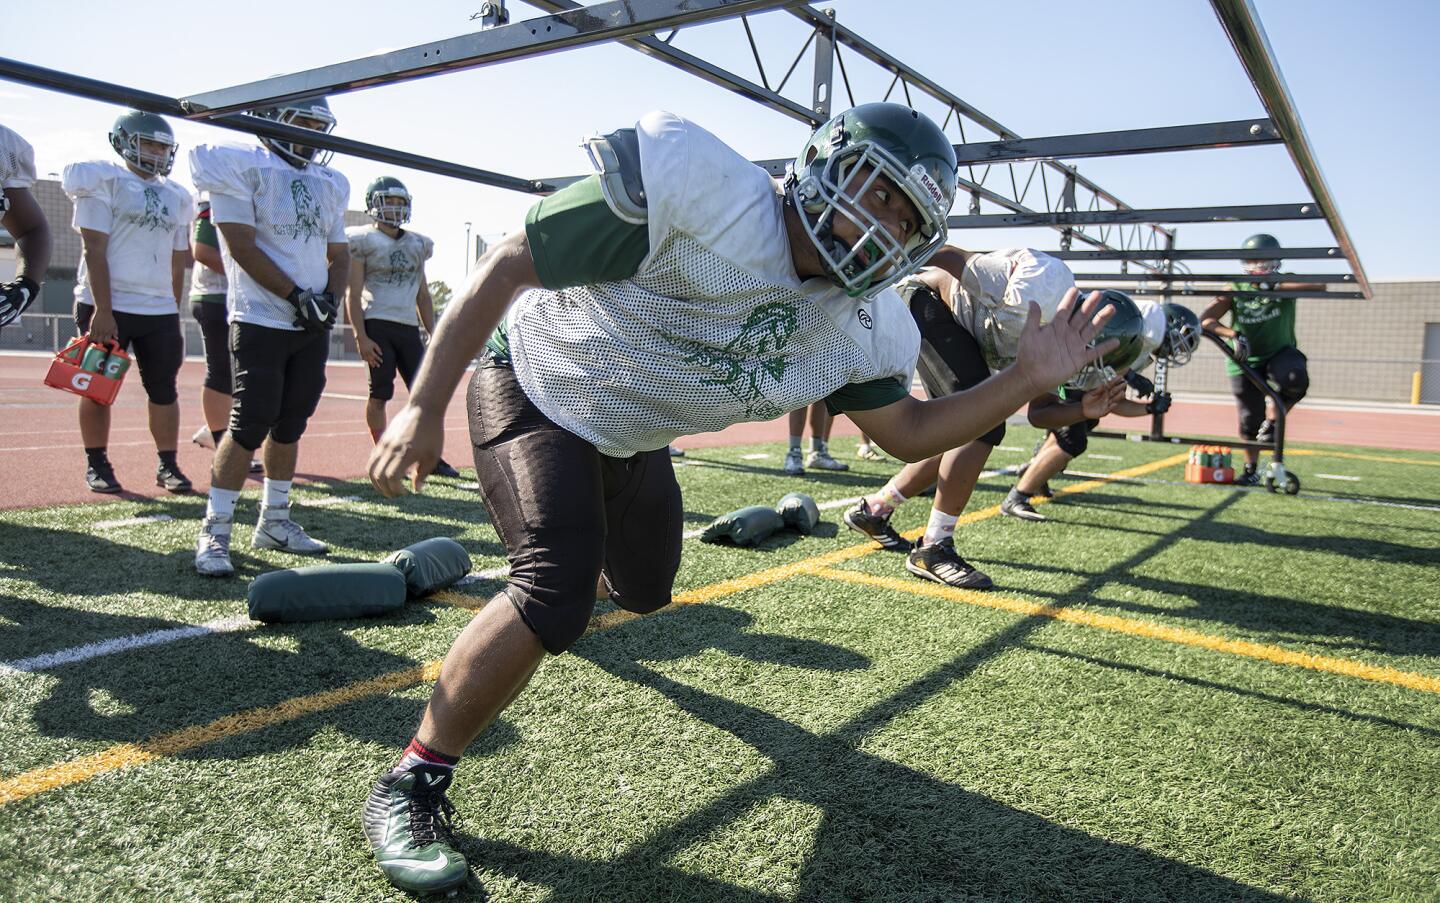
<box><xmin>189</xmin><ymin>96</ymin><xmax>350</xmax><ymax>577</ymax></box>
<box><xmin>62</xmin><ymin>111</ymin><xmax>195</xmax><ymax>495</ymax></box>
<box><xmin>344</xmin><ymin>176</ymin><xmax>460</xmax><ymax>479</ymax></box>
<box><xmin>842</xmin><ymin>248</ymin><xmax>1083</xmax><ymax>589</ymax></box>
<box><xmin>1201</xmin><ymin>234</ymin><xmax>1324</xmax><ymax>485</ymax></box>
<box><xmin>0</xmin><ymin>123</ymin><xmax>51</xmax><ymax>334</ymax></box>
<box><xmin>361</xmin><ymin>103</ymin><xmax>1119</xmax><ymax>895</ymax></box>
<box><xmin>1000</xmin><ymin>299</ymin><xmax>1200</xmax><ymax>521</ymax></box>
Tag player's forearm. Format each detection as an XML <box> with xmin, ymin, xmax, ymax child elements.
<box><xmin>172</xmin><ymin>251</ymin><xmax>188</xmax><ymax>306</ymax></box>
<box><xmin>325</xmin><ymin>246</ymin><xmax>350</xmax><ymax>297</ymax></box>
<box><xmin>5</xmin><ymin>192</ymin><xmax>52</xmax><ymax>281</ymax></box>
<box><xmin>1028</xmin><ymin>399</ymin><xmax>1088</xmax><ymax>430</ymax></box>
<box><xmin>194</xmin><ymin>242</ymin><xmax>224</xmax><ymax>275</ymax></box>
<box><xmin>228</xmin><ymin>242</ymin><xmax>298</xmax><ymax>298</ymax></box>
<box><xmin>405</xmin><ymin>232</ymin><xmax>536</xmax><ymax>415</ymax></box>
<box><xmin>416</xmin><ymin>286</ymin><xmax>436</xmax><ymax>334</ymax></box>
<box><xmin>82</xmin><ymin>247</ymin><xmax>113</xmax><ymax>312</ymax></box>
<box><xmin>1113</xmin><ymin>399</ymin><xmax>1150</xmax><ymax>418</ymax></box>
<box><xmin>344</xmin><ymin>290</ymin><xmax>368</xmax><ymax>341</ymax></box>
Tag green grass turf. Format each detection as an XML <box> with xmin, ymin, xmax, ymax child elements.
<box><xmin>0</xmin><ymin>430</ymin><xmax>1437</xmax><ymax>901</ymax></box>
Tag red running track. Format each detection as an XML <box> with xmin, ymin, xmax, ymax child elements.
<box><xmin>2</xmin><ymin>352</ymin><xmax>1436</xmax><ymax>510</ymax></box>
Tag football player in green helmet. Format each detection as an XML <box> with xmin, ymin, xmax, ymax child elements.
<box><xmin>1200</xmin><ymin>234</ymin><xmax>1326</xmax><ymax>485</ymax></box>
<box><xmin>0</xmin><ymin>123</ymin><xmax>51</xmax><ymax>334</ymax></box>
<box><xmin>251</xmin><ymin>96</ymin><xmax>337</xmax><ymax>168</ymax></box>
<box><xmin>359</xmin><ymin>103</ymin><xmax>1118</xmax><ymax>896</ymax></box>
<box><xmin>345</xmin><ymin>176</ymin><xmax>461</xmax><ymax>479</ymax></box>
<box><xmin>1000</xmin><ymin>291</ymin><xmax>1174</xmax><ymax>522</ymax></box>
<box><xmin>62</xmin><ymin>111</ymin><xmax>195</xmax><ymax>494</ymax></box>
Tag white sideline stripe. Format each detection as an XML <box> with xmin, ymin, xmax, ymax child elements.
<box><xmin>1314</xmin><ymin>473</ymin><xmax>1361</xmax><ymax>481</ymax></box>
<box><xmin>293</xmin><ymin>495</ymin><xmax>360</xmax><ymax>508</ymax></box>
<box><xmin>740</xmin><ymin>453</ymin><xmax>772</xmax><ymax>460</ymax></box>
<box><xmin>320</xmin><ymin>392</ymin><xmax>370</xmax><ymax>401</ymax></box>
<box><xmin>0</xmin><ymin>475</ymin><xmax>1011</xmax><ymax>676</ymax></box>
<box><xmin>0</xmin><ymin>615</ymin><xmax>253</xmax><ymax>678</ymax></box>
<box><xmin>1089</xmin><ymin>454</ymin><xmax>1123</xmax><ymax>461</ymax></box>
<box><xmin>994</xmin><ymin>446</ymin><xmax>1025</xmax><ymax>452</ymax></box>
<box><xmin>93</xmin><ymin>514</ymin><xmax>173</xmax><ymax>530</ymax></box>
<box><xmin>1063</xmin><ymin>469</ymin><xmax>1440</xmax><ymax>512</ymax></box>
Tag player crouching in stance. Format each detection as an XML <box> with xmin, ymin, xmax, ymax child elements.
<box><xmin>360</xmin><ymin>103</ymin><xmax>1119</xmax><ymax>895</ymax></box>
<box><xmin>843</xmin><ymin>248</ymin><xmax>1077</xmax><ymax>589</ymax></box>
<box><xmin>1001</xmin><ymin>298</ymin><xmax>1200</xmax><ymax>521</ymax></box>
<box><xmin>62</xmin><ymin>112</ymin><xmax>194</xmax><ymax>494</ymax></box>
<box><xmin>345</xmin><ymin>176</ymin><xmax>460</xmax><ymax>478</ymax></box>
<box><xmin>190</xmin><ymin>97</ymin><xmax>349</xmax><ymax>577</ymax></box>
<box><xmin>0</xmin><ymin>124</ymin><xmax>51</xmax><ymax>335</ymax></box>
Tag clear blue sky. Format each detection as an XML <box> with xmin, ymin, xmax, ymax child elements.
<box><xmin>3</xmin><ymin>0</ymin><xmax>1436</xmax><ymax>290</ymax></box>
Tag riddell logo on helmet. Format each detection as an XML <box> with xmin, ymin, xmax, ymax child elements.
<box><xmin>910</xmin><ymin>164</ymin><xmax>943</xmax><ymax>207</ymax></box>
<box><xmin>71</xmin><ymin>372</ymin><xmax>92</xmax><ymax>391</ymax></box>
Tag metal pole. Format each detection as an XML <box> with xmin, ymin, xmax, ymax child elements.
<box><xmin>464</xmin><ymin>222</ymin><xmax>473</xmax><ymax>275</ymax></box>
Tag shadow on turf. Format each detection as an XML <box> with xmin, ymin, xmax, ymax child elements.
<box><xmin>437</xmin><ymin>597</ymin><xmax>1294</xmax><ymax>902</ymax></box>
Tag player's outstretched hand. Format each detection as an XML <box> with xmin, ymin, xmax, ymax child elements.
<box><xmin>1015</xmin><ymin>288</ymin><xmax>1118</xmax><ymax>394</ymax></box>
<box><xmin>1081</xmin><ymin>377</ymin><xmax>1128</xmax><ymax>419</ymax></box>
<box><xmin>368</xmin><ymin>404</ymin><xmax>442</xmax><ymax>497</ymax></box>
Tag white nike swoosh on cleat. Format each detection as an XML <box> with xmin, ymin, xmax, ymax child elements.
<box><xmin>383</xmin><ymin>854</ymin><xmax>450</xmax><ymax>872</ymax></box>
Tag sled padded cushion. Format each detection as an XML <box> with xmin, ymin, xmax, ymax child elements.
<box><xmin>247</xmin><ymin>563</ymin><xmax>407</xmax><ymax>623</ymax></box>
<box><xmin>383</xmin><ymin>537</ymin><xmax>473</xmax><ymax>598</ymax></box>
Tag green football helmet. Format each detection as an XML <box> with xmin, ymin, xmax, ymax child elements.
<box><xmin>788</xmin><ymin>102</ymin><xmax>957</xmax><ymax>298</ymax></box>
<box><xmin>252</xmin><ymin>96</ymin><xmax>337</xmax><ymax>168</ymax></box>
<box><xmin>1067</xmin><ymin>289</ymin><xmax>1147</xmax><ymax>392</ymax></box>
<box><xmin>1158</xmin><ymin>301</ymin><xmax>1201</xmax><ymax>365</ymax></box>
<box><xmin>108</xmin><ymin>110</ymin><xmax>177</xmax><ymax>176</ymax></box>
<box><xmin>1241</xmin><ymin>232</ymin><xmax>1282</xmax><ymax>276</ymax></box>
<box><xmin>366</xmin><ymin>176</ymin><xmax>412</xmax><ymax>226</ymax></box>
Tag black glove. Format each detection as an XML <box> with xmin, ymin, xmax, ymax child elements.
<box><xmin>1231</xmin><ymin>335</ymin><xmax>1251</xmax><ymax>362</ymax></box>
<box><xmin>1146</xmin><ymin>393</ymin><xmax>1172</xmax><ymax>415</ymax></box>
<box><xmin>288</xmin><ymin>287</ymin><xmax>338</xmax><ymax>333</ymax></box>
<box><xmin>0</xmin><ymin>276</ymin><xmax>40</xmax><ymax>328</ymax></box>
<box><xmin>1123</xmin><ymin>369</ymin><xmax>1154</xmax><ymax>399</ymax></box>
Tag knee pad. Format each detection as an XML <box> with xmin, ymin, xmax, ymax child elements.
<box><xmin>368</xmin><ymin>380</ymin><xmax>396</xmax><ymax>402</ymax></box>
<box><xmin>505</xmin><ymin>546</ymin><xmax>605</xmax><ymax>655</ymax></box>
<box><xmin>1052</xmin><ymin>422</ymin><xmax>1089</xmax><ymax>458</ymax></box>
<box><xmin>506</xmin><ymin>585</ymin><xmax>597</xmax><ymax>656</ymax></box>
<box><xmin>269</xmin><ymin>415</ymin><xmax>311</xmax><ymax>445</ymax></box>
<box><xmin>228</xmin><ymin>405</ymin><xmax>274</xmax><ymax>450</ymax></box>
<box><xmin>979</xmin><ymin>420</ymin><xmax>1006</xmax><ymax>448</ymax></box>
<box><xmin>140</xmin><ymin>374</ymin><xmax>179</xmax><ymax>406</ymax></box>
<box><xmin>1279</xmin><ymin>366</ymin><xmax>1309</xmax><ymax>404</ymax></box>
<box><xmin>609</xmin><ymin>585</ymin><xmax>673</xmax><ymax>616</ymax></box>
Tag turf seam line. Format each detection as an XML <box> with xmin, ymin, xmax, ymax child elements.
<box><xmin>808</xmin><ymin>568</ymin><xmax>1440</xmax><ymax>696</ymax></box>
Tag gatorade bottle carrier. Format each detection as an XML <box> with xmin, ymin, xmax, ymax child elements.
<box><xmin>1185</xmin><ymin>445</ymin><xmax>1234</xmax><ymax>485</ymax></box>
<box><xmin>44</xmin><ymin>337</ymin><xmax>130</xmax><ymax>406</ymax></box>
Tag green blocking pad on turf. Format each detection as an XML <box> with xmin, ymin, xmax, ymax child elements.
<box><xmin>383</xmin><ymin>537</ymin><xmax>472</xmax><ymax>597</ymax></box>
<box><xmin>247</xmin><ymin>563</ymin><xmax>407</xmax><ymax>623</ymax></box>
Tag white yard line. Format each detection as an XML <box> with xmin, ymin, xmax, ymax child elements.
<box><xmin>1313</xmin><ymin>473</ymin><xmax>1361</xmax><ymax>481</ymax></box>
<box><xmin>293</xmin><ymin>495</ymin><xmax>360</xmax><ymax>508</ymax></box>
<box><xmin>1063</xmin><ymin>469</ymin><xmax>1439</xmax><ymax>512</ymax></box>
<box><xmin>0</xmin><ymin>615</ymin><xmax>253</xmax><ymax>678</ymax></box>
<box><xmin>1088</xmin><ymin>454</ymin><xmax>1123</xmax><ymax>461</ymax></box>
<box><xmin>740</xmin><ymin>453</ymin><xmax>772</xmax><ymax>460</ymax></box>
<box><xmin>93</xmin><ymin>514</ymin><xmax>173</xmax><ymax>530</ymax></box>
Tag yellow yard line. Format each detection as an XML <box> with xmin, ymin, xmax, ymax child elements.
<box><xmin>0</xmin><ymin>450</ymin><xmax>1275</xmax><ymax>809</ymax></box>
<box><xmin>812</xmin><ymin>568</ymin><xmax>1440</xmax><ymax>695</ymax></box>
<box><xmin>1288</xmin><ymin>448</ymin><xmax>1440</xmax><ymax>467</ymax></box>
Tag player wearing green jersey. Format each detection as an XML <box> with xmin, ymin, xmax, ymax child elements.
<box><xmin>360</xmin><ymin>104</ymin><xmax>1118</xmax><ymax>895</ymax></box>
<box><xmin>1201</xmin><ymin>234</ymin><xmax>1325</xmax><ymax>485</ymax></box>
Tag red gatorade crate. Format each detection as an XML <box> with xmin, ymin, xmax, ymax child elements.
<box><xmin>1185</xmin><ymin>445</ymin><xmax>1234</xmax><ymax>484</ymax></box>
<box><xmin>43</xmin><ymin>337</ymin><xmax>130</xmax><ymax>406</ymax></box>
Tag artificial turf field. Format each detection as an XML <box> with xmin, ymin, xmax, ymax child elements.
<box><xmin>1</xmin><ymin>429</ymin><xmax>1437</xmax><ymax>902</ymax></box>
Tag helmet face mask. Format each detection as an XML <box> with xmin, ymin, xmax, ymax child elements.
<box><xmin>790</xmin><ymin>103</ymin><xmax>957</xmax><ymax>298</ymax></box>
<box><xmin>1240</xmin><ymin>233</ymin><xmax>1282</xmax><ymax>277</ymax></box>
<box><xmin>1159</xmin><ymin>302</ymin><xmax>1201</xmax><ymax>366</ymax></box>
<box><xmin>1067</xmin><ymin>290</ymin><xmax>1146</xmax><ymax>392</ymax></box>
<box><xmin>109</xmin><ymin>111</ymin><xmax>177</xmax><ymax>177</ymax></box>
<box><xmin>366</xmin><ymin>176</ymin><xmax>411</xmax><ymax>226</ymax></box>
<box><xmin>252</xmin><ymin>98</ymin><xmax>337</xmax><ymax>168</ymax></box>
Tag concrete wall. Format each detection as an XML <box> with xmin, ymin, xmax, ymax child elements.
<box><xmin>1158</xmin><ymin>280</ymin><xmax>1440</xmax><ymax>403</ymax></box>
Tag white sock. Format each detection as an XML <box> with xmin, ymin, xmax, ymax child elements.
<box><xmin>206</xmin><ymin>487</ymin><xmax>240</xmax><ymax>521</ymax></box>
<box><xmin>263</xmin><ymin>478</ymin><xmax>291</xmax><ymax>510</ymax></box>
<box><xmin>923</xmin><ymin>508</ymin><xmax>958</xmax><ymax>546</ymax></box>
<box><xmin>866</xmin><ymin>483</ymin><xmax>908</xmax><ymax>517</ymax></box>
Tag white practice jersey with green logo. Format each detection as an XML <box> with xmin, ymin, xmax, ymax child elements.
<box><xmin>347</xmin><ymin>225</ymin><xmax>433</xmax><ymax>326</ymax></box>
<box><xmin>506</xmin><ymin>111</ymin><xmax>919</xmax><ymax>458</ymax></box>
<box><xmin>190</xmin><ymin>143</ymin><xmax>349</xmax><ymax>330</ymax></box>
<box><xmin>62</xmin><ymin>160</ymin><xmax>194</xmax><ymax>315</ymax></box>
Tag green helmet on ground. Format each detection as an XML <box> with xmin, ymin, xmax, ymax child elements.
<box><xmin>108</xmin><ymin>110</ymin><xmax>177</xmax><ymax>176</ymax></box>
<box><xmin>1067</xmin><ymin>289</ymin><xmax>1146</xmax><ymax>391</ymax></box>
<box><xmin>252</xmin><ymin>96</ymin><xmax>337</xmax><ymax>168</ymax></box>
<box><xmin>788</xmin><ymin>102</ymin><xmax>958</xmax><ymax>298</ymax></box>
<box><xmin>1159</xmin><ymin>302</ymin><xmax>1202</xmax><ymax>365</ymax></box>
<box><xmin>1241</xmin><ymin>233</ymin><xmax>1282</xmax><ymax>275</ymax></box>
<box><xmin>365</xmin><ymin>176</ymin><xmax>412</xmax><ymax>226</ymax></box>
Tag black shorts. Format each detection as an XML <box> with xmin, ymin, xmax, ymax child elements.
<box><xmin>364</xmin><ymin>318</ymin><xmax>425</xmax><ymax>401</ymax></box>
<box><xmin>1052</xmin><ymin>418</ymin><xmax>1099</xmax><ymax>458</ymax></box>
<box><xmin>227</xmin><ymin>322</ymin><xmax>329</xmax><ymax>449</ymax></box>
<box><xmin>906</xmin><ymin>285</ymin><xmax>1006</xmax><ymax>447</ymax></box>
<box><xmin>74</xmin><ymin>303</ymin><xmax>182</xmax><ymax>405</ymax></box>
<box><xmin>191</xmin><ymin>300</ymin><xmax>232</xmax><ymax>394</ymax></box>
<box><xmin>468</xmin><ymin>356</ymin><xmax>683</xmax><ymax>655</ymax></box>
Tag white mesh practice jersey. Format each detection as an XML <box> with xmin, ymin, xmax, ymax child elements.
<box><xmin>190</xmin><ymin>143</ymin><xmax>349</xmax><ymax>330</ymax></box>
<box><xmin>0</xmin><ymin>124</ymin><xmax>37</xmax><ymax>190</ymax></box>
<box><xmin>938</xmin><ymin>247</ymin><xmax>1075</xmax><ymax>372</ymax></box>
<box><xmin>62</xmin><ymin>160</ymin><xmax>193</xmax><ymax>316</ymax></box>
<box><xmin>347</xmin><ymin>225</ymin><xmax>433</xmax><ymax>326</ymax></box>
<box><xmin>507</xmin><ymin>111</ymin><xmax>919</xmax><ymax>458</ymax></box>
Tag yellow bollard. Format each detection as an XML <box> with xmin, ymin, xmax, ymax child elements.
<box><xmin>1414</xmin><ymin>371</ymin><xmax>1423</xmax><ymax>405</ymax></box>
